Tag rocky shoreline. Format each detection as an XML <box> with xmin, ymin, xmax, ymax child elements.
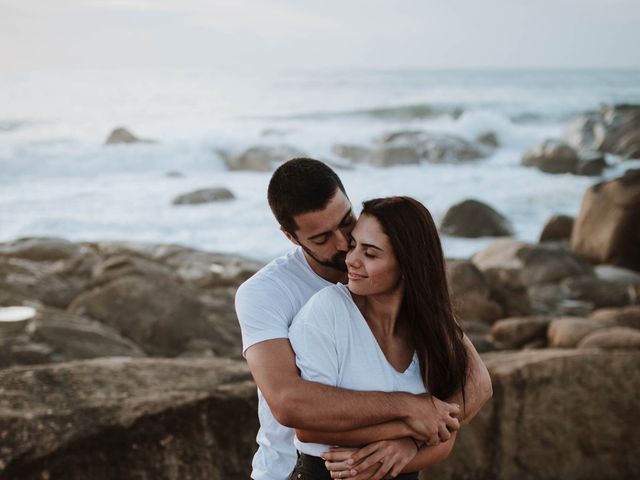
<box><xmin>1</xmin><ymin>105</ymin><xmax>639</xmax><ymax>479</ymax></box>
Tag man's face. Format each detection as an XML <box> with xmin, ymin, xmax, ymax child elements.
<box><xmin>285</xmin><ymin>190</ymin><xmax>356</xmax><ymax>273</ymax></box>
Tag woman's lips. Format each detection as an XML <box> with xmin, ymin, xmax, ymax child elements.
<box><xmin>348</xmin><ymin>271</ymin><xmax>367</xmax><ymax>281</ymax></box>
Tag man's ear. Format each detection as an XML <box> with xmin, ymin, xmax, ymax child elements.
<box><xmin>281</xmin><ymin>226</ymin><xmax>300</xmax><ymax>246</ymax></box>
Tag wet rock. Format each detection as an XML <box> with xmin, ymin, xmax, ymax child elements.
<box><xmin>172</xmin><ymin>187</ymin><xmax>235</xmax><ymax>205</ymax></box>
<box><xmin>571</xmin><ymin>169</ymin><xmax>640</xmax><ymax>271</ymax></box>
<box><xmin>477</xmin><ymin>132</ymin><xmax>499</xmax><ymax>148</ymax></box>
<box><xmin>440</xmin><ymin>199</ymin><xmax>513</xmax><ymax>238</ymax></box>
<box><xmin>578</xmin><ymin>327</ymin><xmax>640</xmax><ymax>349</ymax></box>
<box><xmin>521</xmin><ymin>139</ymin><xmax>579</xmax><ymax>174</ymax></box>
<box><xmin>594</xmin><ymin>264</ymin><xmax>640</xmax><ymax>285</ymax></box>
<box><xmin>105</xmin><ymin>127</ymin><xmax>154</xmax><ymax>145</ymax></box>
<box><xmin>226</xmin><ymin>145</ymin><xmax>306</xmax><ymax>171</ymax></box>
<box><xmin>380</xmin><ymin>131</ymin><xmax>489</xmax><ymax>163</ymax></box>
<box><xmin>166</xmin><ymin>171</ymin><xmax>184</xmax><ymax>178</ymax></box>
<box><xmin>0</xmin><ymin>358</ymin><xmax>258</xmax><ymax>479</ymax></box>
<box><xmin>370</xmin><ymin>144</ymin><xmax>420</xmax><ymax>167</ymax></box>
<box><xmin>539</xmin><ymin>214</ymin><xmax>574</xmax><ymax>242</ymax></box>
<box><xmin>332</xmin><ymin>144</ymin><xmax>371</xmax><ymax>163</ymax></box>
<box><xmin>518</xmin><ymin>244</ymin><xmax>593</xmax><ymax>286</ymax></box>
<box><xmin>490</xmin><ymin>316</ymin><xmax>550</xmax><ymax>349</ymax></box>
<box><xmin>428</xmin><ymin>349</ymin><xmax>640</xmax><ymax>479</ymax></box>
<box><xmin>547</xmin><ymin>317</ymin><xmax>607</xmax><ymax>348</ymax></box>
<box><xmin>562</xmin><ymin>275</ymin><xmax>633</xmax><ymax>309</ymax></box>
<box><xmin>575</xmin><ymin>153</ymin><xmax>608</xmax><ymax>176</ymax></box>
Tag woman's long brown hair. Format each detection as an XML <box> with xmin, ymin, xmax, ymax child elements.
<box><xmin>361</xmin><ymin>196</ymin><xmax>468</xmax><ymax>401</ymax></box>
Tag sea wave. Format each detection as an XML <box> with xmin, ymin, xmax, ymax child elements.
<box><xmin>268</xmin><ymin>103</ymin><xmax>464</xmax><ymax>121</ymax></box>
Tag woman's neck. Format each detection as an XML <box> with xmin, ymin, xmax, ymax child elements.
<box><xmin>354</xmin><ymin>286</ymin><xmax>404</xmax><ymax>337</ymax></box>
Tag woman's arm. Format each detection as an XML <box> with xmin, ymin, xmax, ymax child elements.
<box><xmin>295</xmin><ymin>420</ymin><xmax>412</xmax><ymax>446</ymax></box>
<box><xmin>401</xmin><ymin>431</ymin><xmax>457</xmax><ymax>472</ymax></box>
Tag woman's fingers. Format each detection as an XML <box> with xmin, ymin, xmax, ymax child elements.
<box><xmin>347</xmin><ymin>442</ymin><xmax>380</xmax><ymax>466</ymax></box>
<box><xmin>438</xmin><ymin>424</ymin><xmax>452</xmax><ymax>442</ymax></box>
<box><xmin>323</xmin><ymin>448</ymin><xmax>357</xmax><ymax>463</ymax></box>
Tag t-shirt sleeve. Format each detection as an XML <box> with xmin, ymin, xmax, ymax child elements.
<box><xmin>288</xmin><ymin>292</ymin><xmax>339</xmax><ymax>387</ymax></box>
<box><xmin>235</xmin><ymin>277</ymin><xmax>294</xmax><ymax>356</ymax></box>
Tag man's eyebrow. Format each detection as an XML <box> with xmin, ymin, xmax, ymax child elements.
<box><xmin>308</xmin><ymin>209</ymin><xmax>353</xmax><ymax>241</ymax></box>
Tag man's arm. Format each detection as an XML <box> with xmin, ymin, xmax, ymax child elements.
<box><xmin>295</xmin><ymin>420</ymin><xmax>412</xmax><ymax>446</ymax></box>
<box><xmin>245</xmin><ymin>338</ymin><xmax>460</xmax><ymax>443</ymax></box>
<box><xmin>447</xmin><ymin>334</ymin><xmax>493</xmax><ymax>425</ymax></box>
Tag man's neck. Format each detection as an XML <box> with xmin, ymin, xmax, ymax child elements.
<box><xmin>302</xmin><ymin>250</ymin><xmax>348</xmax><ymax>284</ymax></box>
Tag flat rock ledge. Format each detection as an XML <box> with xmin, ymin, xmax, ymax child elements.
<box><xmin>0</xmin><ymin>357</ymin><xmax>258</xmax><ymax>480</ymax></box>
<box><xmin>427</xmin><ymin>349</ymin><xmax>640</xmax><ymax>480</ymax></box>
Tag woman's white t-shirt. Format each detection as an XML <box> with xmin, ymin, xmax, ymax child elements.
<box><xmin>289</xmin><ymin>283</ymin><xmax>427</xmax><ymax>457</ymax></box>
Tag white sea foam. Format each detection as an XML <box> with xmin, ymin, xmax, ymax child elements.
<box><xmin>1</xmin><ymin>68</ymin><xmax>639</xmax><ymax>262</ymax></box>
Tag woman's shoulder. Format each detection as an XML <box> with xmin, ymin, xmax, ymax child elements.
<box><xmin>293</xmin><ymin>284</ymin><xmax>351</xmax><ymax>327</ymax></box>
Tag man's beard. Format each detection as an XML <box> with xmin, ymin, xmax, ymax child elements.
<box><xmin>300</xmin><ymin>245</ymin><xmax>348</xmax><ymax>273</ymax></box>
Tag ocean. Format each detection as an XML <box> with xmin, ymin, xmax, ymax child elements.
<box><xmin>1</xmin><ymin>67</ymin><xmax>640</xmax><ymax>262</ymax></box>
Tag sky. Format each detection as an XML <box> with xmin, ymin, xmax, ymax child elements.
<box><xmin>2</xmin><ymin>0</ymin><xmax>640</xmax><ymax>72</ymax></box>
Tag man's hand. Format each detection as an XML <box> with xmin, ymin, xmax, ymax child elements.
<box><xmin>403</xmin><ymin>394</ymin><xmax>460</xmax><ymax>446</ymax></box>
<box><xmin>322</xmin><ymin>439</ymin><xmax>419</xmax><ymax>480</ymax></box>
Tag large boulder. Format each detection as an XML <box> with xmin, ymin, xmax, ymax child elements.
<box><xmin>440</xmin><ymin>199</ymin><xmax>513</xmax><ymax>238</ymax></box>
<box><xmin>577</xmin><ymin>327</ymin><xmax>640</xmax><ymax>349</ymax></box>
<box><xmin>446</xmin><ymin>260</ymin><xmax>502</xmax><ymax>324</ymax></box>
<box><xmin>547</xmin><ymin>317</ymin><xmax>607</xmax><ymax>348</ymax></box>
<box><xmin>172</xmin><ymin>188</ymin><xmax>235</xmax><ymax>205</ymax></box>
<box><xmin>490</xmin><ymin>316</ymin><xmax>549</xmax><ymax>350</ymax></box>
<box><xmin>427</xmin><ymin>349</ymin><xmax>640</xmax><ymax>480</ymax></box>
<box><xmin>521</xmin><ymin>140</ymin><xmax>579</xmax><ymax>174</ymax></box>
<box><xmin>0</xmin><ymin>357</ymin><xmax>258</xmax><ymax>480</ymax></box>
<box><xmin>570</xmin><ymin>169</ymin><xmax>640</xmax><ymax>271</ymax></box>
<box><xmin>590</xmin><ymin>305</ymin><xmax>640</xmax><ymax>330</ymax></box>
<box><xmin>539</xmin><ymin>214</ymin><xmax>574</xmax><ymax>242</ymax></box>
<box><xmin>332</xmin><ymin>144</ymin><xmax>372</xmax><ymax>163</ymax></box>
<box><xmin>226</xmin><ymin>145</ymin><xmax>306</xmax><ymax>171</ymax></box>
<box><xmin>0</xmin><ymin>237</ymin><xmax>85</xmax><ymax>262</ymax></box>
<box><xmin>370</xmin><ymin>144</ymin><xmax>420</xmax><ymax>167</ymax></box>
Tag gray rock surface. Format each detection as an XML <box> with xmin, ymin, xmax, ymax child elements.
<box><xmin>172</xmin><ymin>188</ymin><xmax>235</xmax><ymax>205</ymax></box>
<box><xmin>0</xmin><ymin>357</ymin><xmax>257</xmax><ymax>480</ymax></box>
<box><xmin>440</xmin><ymin>199</ymin><xmax>513</xmax><ymax>238</ymax></box>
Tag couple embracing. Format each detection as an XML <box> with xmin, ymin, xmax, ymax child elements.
<box><xmin>235</xmin><ymin>158</ymin><xmax>493</xmax><ymax>480</ymax></box>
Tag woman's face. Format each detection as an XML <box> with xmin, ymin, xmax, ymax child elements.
<box><xmin>346</xmin><ymin>214</ymin><xmax>403</xmax><ymax>296</ymax></box>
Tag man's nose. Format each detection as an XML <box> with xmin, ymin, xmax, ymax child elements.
<box><xmin>335</xmin><ymin>229</ymin><xmax>350</xmax><ymax>252</ymax></box>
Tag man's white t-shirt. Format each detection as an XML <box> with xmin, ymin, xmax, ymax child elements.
<box><xmin>289</xmin><ymin>283</ymin><xmax>427</xmax><ymax>457</ymax></box>
<box><xmin>235</xmin><ymin>247</ymin><xmax>333</xmax><ymax>480</ymax></box>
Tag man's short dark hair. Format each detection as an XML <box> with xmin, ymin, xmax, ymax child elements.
<box><xmin>268</xmin><ymin>158</ymin><xmax>346</xmax><ymax>235</ymax></box>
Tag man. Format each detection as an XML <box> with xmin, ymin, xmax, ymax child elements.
<box><xmin>235</xmin><ymin>158</ymin><xmax>492</xmax><ymax>480</ymax></box>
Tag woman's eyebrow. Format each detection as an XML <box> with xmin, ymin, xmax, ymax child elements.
<box><xmin>350</xmin><ymin>235</ymin><xmax>383</xmax><ymax>251</ymax></box>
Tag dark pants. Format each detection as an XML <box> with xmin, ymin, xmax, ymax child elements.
<box><xmin>288</xmin><ymin>453</ymin><xmax>419</xmax><ymax>480</ymax></box>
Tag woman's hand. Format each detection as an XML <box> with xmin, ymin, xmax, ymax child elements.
<box><xmin>323</xmin><ymin>438</ymin><xmax>419</xmax><ymax>480</ymax></box>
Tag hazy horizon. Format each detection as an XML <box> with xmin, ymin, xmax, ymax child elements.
<box><xmin>2</xmin><ymin>0</ymin><xmax>640</xmax><ymax>73</ymax></box>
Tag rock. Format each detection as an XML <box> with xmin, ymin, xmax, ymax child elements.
<box><xmin>571</xmin><ymin>169</ymin><xmax>640</xmax><ymax>271</ymax></box>
<box><xmin>172</xmin><ymin>187</ymin><xmax>235</xmax><ymax>205</ymax></box>
<box><xmin>105</xmin><ymin>127</ymin><xmax>153</xmax><ymax>145</ymax></box>
<box><xmin>491</xmin><ymin>316</ymin><xmax>550</xmax><ymax>349</ymax></box>
<box><xmin>574</xmin><ymin>153</ymin><xmax>607</xmax><ymax>176</ymax></box>
<box><xmin>332</xmin><ymin>144</ymin><xmax>371</xmax><ymax>163</ymax></box>
<box><xmin>477</xmin><ymin>132</ymin><xmax>498</xmax><ymax>148</ymax></box>
<box><xmin>69</xmin><ymin>275</ymin><xmax>212</xmax><ymax>357</ymax></box>
<box><xmin>226</xmin><ymin>145</ymin><xmax>306</xmax><ymax>171</ymax></box>
<box><xmin>166</xmin><ymin>171</ymin><xmax>184</xmax><ymax>178</ymax></box>
<box><xmin>0</xmin><ymin>358</ymin><xmax>258</xmax><ymax>479</ymax></box>
<box><xmin>379</xmin><ymin>131</ymin><xmax>489</xmax><ymax>163</ymax></box>
<box><xmin>539</xmin><ymin>214</ymin><xmax>574</xmax><ymax>242</ymax></box>
<box><xmin>467</xmin><ymin>333</ymin><xmax>495</xmax><ymax>353</ymax></box>
<box><xmin>547</xmin><ymin>317</ymin><xmax>607</xmax><ymax>348</ymax></box>
<box><xmin>370</xmin><ymin>144</ymin><xmax>420</xmax><ymax>167</ymax></box>
<box><xmin>578</xmin><ymin>327</ymin><xmax>640</xmax><ymax>349</ymax></box>
<box><xmin>521</xmin><ymin>139</ymin><xmax>580</xmax><ymax>174</ymax></box>
<box><xmin>0</xmin><ymin>334</ymin><xmax>56</xmax><ymax>369</ymax></box>
<box><xmin>440</xmin><ymin>199</ymin><xmax>513</xmax><ymax>238</ymax></box>
<box><xmin>590</xmin><ymin>305</ymin><xmax>640</xmax><ymax>330</ymax></box>
<box><xmin>562</xmin><ymin>275</ymin><xmax>632</xmax><ymax>309</ymax></box>
<box><xmin>0</xmin><ymin>237</ymin><xmax>84</xmax><ymax>262</ymax></box>
<box><xmin>594</xmin><ymin>264</ymin><xmax>640</xmax><ymax>285</ymax></box>
<box><xmin>564</xmin><ymin>105</ymin><xmax>640</xmax><ymax>160</ymax></box>
<box><xmin>518</xmin><ymin>244</ymin><xmax>593</xmax><ymax>286</ymax></box>
<box><xmin>28</xmin><ymin>307</ymin><xmax>146</xmax><ymax>360</ymax></box>
<box><xmin>427</xmin><ymin>349</ymin><xmax>640</xmax><ymax>479</ymax></box>
<box><xmin>446</xmin><ymin>260</ymin><xmax>502</xmax><ymax>324</ymax></box>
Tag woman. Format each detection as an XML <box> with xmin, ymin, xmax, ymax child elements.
<box><xmin>288</xmin><ymin>196</ymin><xmax>469</xmax><ymax>480</ymax></box>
